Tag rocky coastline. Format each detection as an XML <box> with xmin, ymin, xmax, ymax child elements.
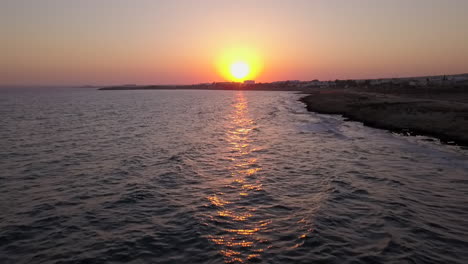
<box><xmin>299</xmin><ymin>90</ymin><xmax>468</xmax><ymax>146</ymax></box>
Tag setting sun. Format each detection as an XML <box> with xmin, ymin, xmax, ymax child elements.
<box><xmin>230</xmin><ymin>62</ymin><xmax>250</xmax><ymax>80</ymax></box>
<box><xmin>215</xmin><ymin>46</ymin><xmax>263</xmax><ymax>82</ymax></box>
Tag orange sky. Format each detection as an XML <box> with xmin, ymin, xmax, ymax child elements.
<box><xmin>1</xmin><ymin>0</ymin><xmax>468</xmax><ymax>86</ymax></box>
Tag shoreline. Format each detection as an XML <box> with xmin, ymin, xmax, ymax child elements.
<box><xmin>299</xmin><ymin>90</ymin><xmax>468</xmax><ymax>147</ymax></box>
<box><xmin>99</xmin><ymin>83</ymin><xmax>468</xmax><ymax>147</ymax></box>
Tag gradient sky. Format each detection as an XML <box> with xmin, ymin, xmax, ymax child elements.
<box><xmin>2</xmin><ymin>0</ymin><xmax>468</xmax><ymax>85</ymax></box>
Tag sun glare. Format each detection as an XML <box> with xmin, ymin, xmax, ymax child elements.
<box><xmin>230</xmin><ymin>62</ymin><xmax>250</xmax><ymax>80</ymax></box>
<box><xmin>215</xmin><ymin>46</ymin><xmax>263</xmax><ymax>82</ymax></box>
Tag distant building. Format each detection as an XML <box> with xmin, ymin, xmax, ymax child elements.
<box><xmin>453</xmin><ymin>76</ymin><xmax>468</xmax><ymax>83</ymax></box>
<box><xmin>302</xmin><ymin>80</ymin><xmax>330</xmax><ymax>88</ymax></box>
<box><xmin>243</xmin><ymin>80</ymin><xmax>255</xmax><ymax>84</ymax></box>
<box><xmin>370</xmin><ymin>79</ymin><xmax>391</xmax><ymax>86</ymax></box>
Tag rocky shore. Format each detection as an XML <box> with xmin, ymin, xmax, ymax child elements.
<box><xmin>300</xmin><ymin>90</ymin><xmax>468</xmax><ymax>146</ymax></box>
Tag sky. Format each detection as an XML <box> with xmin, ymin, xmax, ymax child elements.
<box><xmin>1</xmin><ymin>0</ymin><xmax>468</xmax><ymax>86</ymax></box>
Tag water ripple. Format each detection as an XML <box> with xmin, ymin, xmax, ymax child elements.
<box><xmin>0</xmin><ymin>89</ymin><xmax>467</xmax><ymax>263</ymax></box>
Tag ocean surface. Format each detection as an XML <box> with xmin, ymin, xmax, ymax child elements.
<box><xmin>1</xmin><ymin>88</ymin><xmax>467</xmax><ymax>264</ymax></box>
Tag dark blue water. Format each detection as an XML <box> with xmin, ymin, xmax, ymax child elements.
<box><xmin>1</xmin><ymin>88</ymin><xmax>467</xmax><ymax>263</ymax></box>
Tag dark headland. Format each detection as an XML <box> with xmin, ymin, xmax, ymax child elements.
<box><xmin>99</xmin><ymin>74</ymin><xmax>468</xmax><ymax>146</ymax></box>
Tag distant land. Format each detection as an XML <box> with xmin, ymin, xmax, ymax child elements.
<box><xmin>98</xmin><ymin>73</ymin><xmax>468</xmax><ymax>91</ymax></box>
<box><xmin>99</xmin><ymin>82</ymin><xmax>303</xmax><ymax>91</ymax></box>
<box><xmin>99</xmin><ymin>73</ymin><xmax>468</xmax><ymax>146</ymax></box>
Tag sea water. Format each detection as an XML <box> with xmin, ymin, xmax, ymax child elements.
<box><xmin>1</xmin><ymin>88</ymin><xmax>467</xmax><ymax>263</ymax></box>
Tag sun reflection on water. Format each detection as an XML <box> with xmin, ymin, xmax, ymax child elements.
<box><xmin>205</xmin><ymin>92</ymin><xmax>269</xmax><ymax>263</ymax></box>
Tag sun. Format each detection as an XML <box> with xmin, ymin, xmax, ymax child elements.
<box><xmin>215</xmin><ymin>47</ymin><xmax>262</xmax><ymax>82</ymax></box>
<box><xmin>230</xmin><ymin>62</ymin><xmax>250</xmax><ymax>80</ymax></box>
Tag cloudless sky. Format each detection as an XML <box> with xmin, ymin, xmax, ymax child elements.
<box><xmin>1</xmin><ymin>0</ymin><xmax>468</xmax><ymax>85</ymax></box>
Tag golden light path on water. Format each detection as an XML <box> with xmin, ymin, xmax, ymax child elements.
<box><xmin>206</xmin><ymin>92</ymin><xmax>268</xmax><ymax>263</ymax></box>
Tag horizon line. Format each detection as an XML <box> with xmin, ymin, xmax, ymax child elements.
<box><xmin>2</xmin><ymin>72</ymin><xmax>468</xmax><ymax>88</ymax></box>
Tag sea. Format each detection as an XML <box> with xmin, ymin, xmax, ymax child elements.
<box><xmin>1</xmin><ymin>88</ymin><xmax>467</xmax><ymax>263</ymax></box>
